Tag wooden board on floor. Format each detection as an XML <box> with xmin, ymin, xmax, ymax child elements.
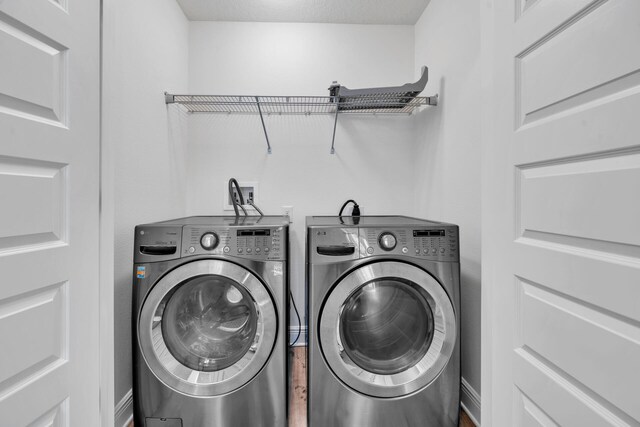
<box><xmin>289</xmin><ymin>346</ymin><xmax>308</xmax><ymax>427</ymax></box>
<box><xmin>459</xmin><ymin>409</ymin><xmax>476</xmax><ymax>427</ymax></box>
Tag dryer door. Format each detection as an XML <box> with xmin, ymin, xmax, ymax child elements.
<box><xmin>138</xmin><ymin>259</ymin><xmax>277</xmax><ymax>396</ymax></box>
<box><xmin>319</xmin><ymin>261</ymin><xmax>456</xmax><ymax>398</ymax></box>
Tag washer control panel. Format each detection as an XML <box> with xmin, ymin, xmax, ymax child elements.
<box><xmin>360</xmin><ymin>226</ymin><xmax>458</xmax><ymax>261</ymax></box>
<box><xmin>181</xmin><ymin>226</ymin><xmax>287</xmax><ymax>261</ymax></box>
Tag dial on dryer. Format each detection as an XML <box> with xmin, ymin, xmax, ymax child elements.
<box><xmin>200</xmin><ymin>232</ymin><xmax>219</xmax><ymax>250</ymax></box>
<box><xmin>378</xmin><ymin>232</ymin><xmax>397</xmax><ymax>251</ymax></box>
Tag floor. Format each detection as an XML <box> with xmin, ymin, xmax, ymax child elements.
<box><xmin>130</xmin><ymin>346</ymin><xmax>475</xmax><ymax>426</ymax></box>
<box><xmin>289</xmin><ymin>347</ymin><xmax>476</xmax><ymax>427</ymax></box>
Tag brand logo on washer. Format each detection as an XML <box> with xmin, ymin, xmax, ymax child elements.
<box><xmin>136</xmin><ymin>266</ymin><xmax>146</xmax><ymax>279</ymax></box>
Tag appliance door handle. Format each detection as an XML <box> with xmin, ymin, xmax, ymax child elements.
<box><xmin>317</xmin><ymin>245</ymin><xmax>355</xmax><ymax>256</ymax></box>
<box><xmin>139</xmin><ymin>245</ymin><xmax>177</xmax><ymax>256</ymax></box>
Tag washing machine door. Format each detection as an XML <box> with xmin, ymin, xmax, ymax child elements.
<box><xmin>138</xmin><ymin>259</ymin><xmax>277</xmax><ymax>396</ymax></box>
<box><xmin>319</xmin><ymin>261</ymin><xmax>456</xmax><ymax>398</ymax></box>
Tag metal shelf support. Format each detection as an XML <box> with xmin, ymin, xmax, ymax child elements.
<box><xmin>331</xmin><ymin>97</ymin><xmax>339</xmax><ymax>154</ymax></box>
<box><xmin>255</xmin><ymin>97</ymin><xmax>272</xmax><ymax>154</ymax></box>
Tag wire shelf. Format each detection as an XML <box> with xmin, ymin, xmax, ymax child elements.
<box><xmin>166</xmin><ymin>94</ymin><xmax>437</xmax><ymax>115</ymax></box>
<box><xmin>164</xmin><ymin>91</ymin><xmax>438</xmax><ymax>154</ymax></box>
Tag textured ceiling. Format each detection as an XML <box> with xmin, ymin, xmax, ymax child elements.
<box><xmin>175</xmin><ymin>0</ymin><xmax>431</xmax><ymax>25</ymax></box>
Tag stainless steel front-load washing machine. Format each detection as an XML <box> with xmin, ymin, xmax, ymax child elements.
<box><xmin>133</xmin><ymin>216</ymin><xmax>288</xmax><ymax>427</ymax></box>
<box><xmin>307</xmin><ymin>216</ymin><xmax>460</xmax><ymax>427</ymax></box>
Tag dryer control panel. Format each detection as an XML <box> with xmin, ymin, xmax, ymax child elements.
<box><xmin>309</xmin><ymin>223</ymin><xmax>459</xmax><ymax>264</ymax></box>
<box><xmin>181</xmin><ymin>226</ymin><xmax>287</xmax><ymax>261</ymax></box>
<box><xmin>359</xmin><ymin>226</ymin><xmax>458</xmax><ymax>261</ymax></box>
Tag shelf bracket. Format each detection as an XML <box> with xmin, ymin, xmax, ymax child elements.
<box><xmin>330</xmin><ymin>98</ymin><xmax>339</xmax><ymax>154</ymax></box>
<box><xmin>255</xmin><ymin>96</ymin><xmax>272</xmax><ymax>154</ymax></box>
<box><xmin>165</xmin><ymin>92</ymin><xmax>175</xmax><ymax>104</ymax></box>
<box><xmin>426</xmin><ymin>94</ymin><xmax>439</xmax><ymax>106</ymax></box>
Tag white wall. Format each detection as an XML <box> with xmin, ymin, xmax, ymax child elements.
<box><xmin>102</xmin><ymin>0</ymin><xmax>190</xmax><ymax>416</ymax></box>
<box><xmin>414</xmin><ymin>1</ymin><xmax>482</xmax><ymax>423</ymax></box>
<box><xmin>186</xmin><ymin>22</ymin><xmax>420</xmax><ymax>334</ymax></box>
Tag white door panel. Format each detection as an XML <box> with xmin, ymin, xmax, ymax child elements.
<box><xmin>514</xmin><ymin>353</ymin><xmax>631</xmax><ymax>426</ymax></box>
<box><xmin>0</xmin><ymin>1</ymin><xmax>71</xmax><ymax>44</ymax></box>
<box><xmin>0</xmin><ymin>156</ymin><xmax>67</xmax><ymax>249</ymax></box>
<box><xmin>0</xmin><ymin>282</ymin><xmax>67</xmax><ymax>386</ymax></box>
<box><xmin>515</xmin><ymin>0</ymin><xmax>597</xmax><ymax>31</ymax></box>
<box><xmin>516</xmin><ymin>392</ymin><xmax>560</xmax><ymax>427</ymax></box>
<box><xmin>0</xmin><ymin>9</ymin><xmax>69</xmax><ymax>127</ymax></box>
<box><xmin>0</xmin><ymin>0</ymin><xmax>100</xmax><ymax>425</ymax></box>
<box><xmin>518</xmin><ymin>278</ymin><xmax>640</xmax><ymax>420</ymax></box>
<box><xmin>514</xmin><ymin>242</ymin><xmax>640</xmax><ymax>322</ymax></box>
<box><xmin>516</xmin><ymin>0</ymin><xmax>640</xmax><ymax>124</ymax></box>
<box><xmin>517</xmin><ymin>152</ymin><xmax>640</xmax><ymax>246</ymax></box>
<box><xmin>515</xmin><ymin>93</ymin><xmax>640</xmax><ymax>163</ymax></box>
<box><xmin>0</xmin><ymin>365</ymin><xmax>70</xmax><ymax>426</ymax></box>
<box><xmin>485</xmin><ymin>0</ymin><xmax>640</xmax><ymax>425</ymax></box>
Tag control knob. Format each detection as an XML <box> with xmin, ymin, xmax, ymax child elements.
<box><xmin>200</xmin><ymin>232</ymin><xmax>219</xmax><ymax>251</ymax></box>
<box><xmin>378</xmin><ymin>232</ymin><xmax>397</xmax><ymax>251</ymax></box>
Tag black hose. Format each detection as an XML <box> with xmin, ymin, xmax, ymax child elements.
<box><xmin>247</xmin><ymin>200</ymin><xmax>264</xmax><ymax>216</ymax></box>
<box><xmin>228</xmin><ymin>178</ymin><xmax>246</xmax><ymax>217</ymax></box>
<box><xmin>289</xmin><ymin>291</ymin><xmax>302</xmax><ymax>347</ymax></box>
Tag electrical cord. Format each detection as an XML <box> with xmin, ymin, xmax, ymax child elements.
<box><xmin>338</xmin><ymin>199</ymin><xmax>360</xmax><ymax>217</ymax></box>
<box><xmin>289</xmin><ymin>291</ymin><xmax>302</xmax><ymax>347</ymax></box>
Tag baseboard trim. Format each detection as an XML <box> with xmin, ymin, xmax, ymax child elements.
<box><xmin>461</xmin><ymin>377</ymin><xmax>481</xmax><ymax>426</ymax></box>
<box><xmin>288</xmin><ymin>325</ymin><xmax>307</xmax><ymax>346</ymax></box>
<box><xmin>115</xmin><ymin>388</ymin><xmax>133</xmax><ymax>427</ymax></box>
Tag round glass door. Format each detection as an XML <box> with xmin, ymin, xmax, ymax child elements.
<box><xmin>339</xmin><ymin>280</ymin><xmax>434</xmax><ymax>375</ymax></box>
<box><xmin>320</xmin><ymin>261</ymin><xmax>456</xmax><ymax>398</ymax></box>
<box><xmin>162</xmin><ymin>275</ymin><xmax>258</xmax><ymax>372</ymax></box>
<box><xmin>138</xmin><ymin>260</ymin><xmax>277</xmax><ymax>396</ymax></box>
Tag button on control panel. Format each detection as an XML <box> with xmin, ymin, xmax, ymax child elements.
<box><xmin>360</xmin><ymin>226</ymin><xmax>458</xmax><ymax>261</ymax></box>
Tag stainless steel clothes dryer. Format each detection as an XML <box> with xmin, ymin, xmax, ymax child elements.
<box><xmin>133</xmin><ymin>216</ymin><xmax>288</xmax><ymax>427</ymax></box>
<box><xmin>306</xmin><ymin>216</ymin><xmax>460</xmax><ymax>427</ymax></box>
